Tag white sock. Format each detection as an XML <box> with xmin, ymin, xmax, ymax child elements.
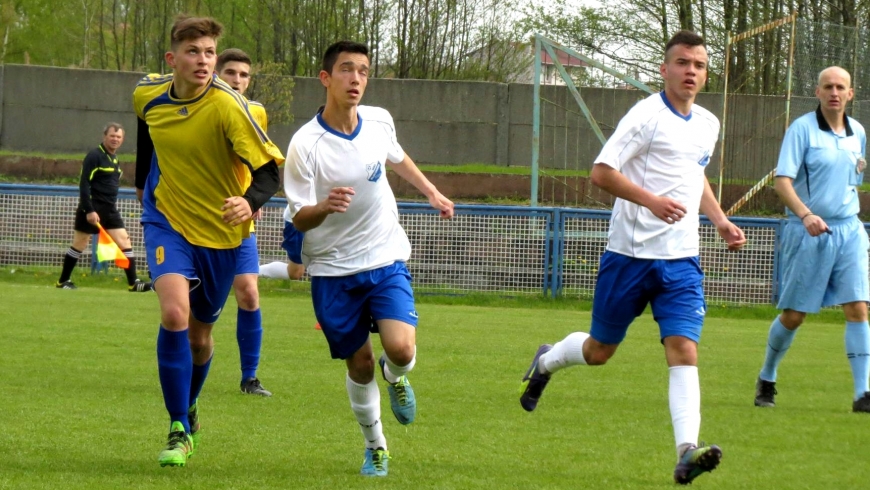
<box><xmin>259</xmin><ymin>261</ymin><xmax>290</xmax><ymax>279</ymax></box>
<box><xmin>540</xmin><ymin>332</ymin><xmax>589</xmax><ymax>374</ymax></box>
<box><xmin>669</xmin><ymin>365</ymin><xmax>701</xmax><ymax>459</ymax></box>
<box><xmin>346</xmin><ymin>374</ymin><xmax>386</xmax><ymax>450</ymax></box>
<box><xmin>383</xmin><ymin>346</ymin><xmax>416</xmax><ymax>383</ymax></box>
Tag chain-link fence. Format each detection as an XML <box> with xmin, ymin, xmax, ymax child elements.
<box><xmin>720</xmin><ymin>16</ymin><xmax>870</xmax><ymax>216</ymax></box>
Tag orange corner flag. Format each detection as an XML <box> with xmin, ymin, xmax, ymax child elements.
<box><xmin>96</xmin><ymin>224</ymin><xmax>130</xmax><ymax>269</ymax></box>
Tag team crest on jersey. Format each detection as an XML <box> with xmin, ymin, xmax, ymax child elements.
<box><xmin>177</xmin><ymin>106</ymin><xmax>189</xmax><ymax>117</ymax></box>
<box><xmin>698</xmin><ymin>150</ymin><xmax>710</xmax><ymax>167</ymax></box>
<box><xmin>366</xmin><ymin>161</ymin><xmax>383</xmax><ymax>182</ymax></box>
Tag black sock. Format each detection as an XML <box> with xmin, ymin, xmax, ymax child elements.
<box><xmin>59</xmin><ymin>247</ymin><xmax>82</xmax><ymax>283</ymax></box>
<box><xmin>122</xmin><ymin>248</ymin><xmax>138</xmax><ymax>285</ymax></box>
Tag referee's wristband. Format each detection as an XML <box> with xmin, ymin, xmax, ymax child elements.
<box><xmin>800</xmin><ymin>212</ymin><xmax>814</xmax><ymax>221</ymax></box>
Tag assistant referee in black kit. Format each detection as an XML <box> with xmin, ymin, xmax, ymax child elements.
<box><xmin>56</xmin><ymin>122</ymin><xmax>151</xmax><ymax>292</ymax></box>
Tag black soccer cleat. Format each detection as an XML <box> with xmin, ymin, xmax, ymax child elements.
<box><xmin>853</xmin><ymin>392</ymin><xmax>870</xmax><ymax>413</ymax></box>
<box><xmin>755</xmin><ymin>378</ymin><xmax>777</xmax><ymax>407</ymax></box>
<box><xmin>56</xmin><ymin>281</ymin><xmax>77</xmax><ymax>290</ymax></box>
<box><xmin>241</xmin><ymin>377</ymin><xmax>272</xmax><ymax>397</ymax></box>
<box><xmin>129</xmin><ymin>279</ymin><xmax>153</xmax><ymax>292</ymax></box>
<box><xmin>519</xmin><ymin>344</ymin><xmax>553</xmax><ymax>412</ymax></box>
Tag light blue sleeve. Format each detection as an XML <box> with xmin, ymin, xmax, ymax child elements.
<box><xmin>776</xmin><ymin>118</ymin><xmax>808</xmax><ymax>178</ymax></box>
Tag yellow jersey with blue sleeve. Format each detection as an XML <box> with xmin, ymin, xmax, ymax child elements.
<box><xmin>133</xmin><ymin>74</ymin><xmax>284</xmax><ymax>249</ymax></box>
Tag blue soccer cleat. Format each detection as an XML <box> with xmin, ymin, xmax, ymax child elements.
<box><xmin>360</xmin><ymin>447</ymin><xmax>390</xmax><ymax>476</ymax></box>
<box><xmin>673</xmin><ymin>443</ymin><xmax>722</xmax><ymax>484</ymax></box>
<box><xmin>379</xmin><ymin>355</ymin><xmax>416</xmax><ymax>425</ymax></box>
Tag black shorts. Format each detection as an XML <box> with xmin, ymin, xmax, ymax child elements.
<box><xmin>74</xmin><ymin>203</ymin><xmax>126</xmax><ymax>234</ymax></box>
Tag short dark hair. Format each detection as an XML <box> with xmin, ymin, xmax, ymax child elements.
<box><xmin>322</xmin><ymin>41</ymin><xmax>369</xmax><ymax>74</ymax></box>
<box><xmin>103</xmin><ymin>122</ymin><xmax>123</xmax><ymax>134</ymax></box>
<box><xmin>664</xmin><ymin>30</ymin><xmax>706</xmax><ymax>60</ymax></box>
<box><xmin>170</xmin><ymin>15</ymin><xmax>223</xmax><ymax>51</ymax></box>
<box><xmin>217</xmin><ymin>48</ymin><xmax>252</xmax><ymax>73</ymax></box>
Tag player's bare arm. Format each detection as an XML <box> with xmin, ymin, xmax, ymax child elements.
<box><xmin>700</xmin><ymin>176</ymin><xmax>747</xmax><ymax>250</ymax></box>
<box><xmin>292</xmin><ymin>187</ymin><xmax>355</xmax><ymax>232</ymax></box>
<box><xmin>774</xmin><ymin>176</ymin><xmax>830</xmax><ymax>236</ymax></box>
<box><xmin>590</xmin><ymin>163</ymin><xmax>687</xmax><ymax>223</ymax></box>
<box><xmin>389</xmin><ymin>154</ymin><xmax>454</xmax><ymax>219</ymax></box>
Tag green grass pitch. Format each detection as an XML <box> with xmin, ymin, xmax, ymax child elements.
<box><xmin>0</xmin><ymin>278</ymin><xmax>868</xmax><ymax>489</ymax></box>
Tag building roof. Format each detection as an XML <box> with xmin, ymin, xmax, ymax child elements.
<box><xmin>540</xmin><ymin>50</ymin><xmax>589</xmax><ymax>68</ymax></box>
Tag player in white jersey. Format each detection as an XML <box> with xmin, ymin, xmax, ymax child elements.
<box><xmin>283</xmin><ymin>40</ymin><xmax>454</xmax><ymax>477</ymax></box>
<box><xmin>518</xmin><ymin>30</ymin><xmax>746</xmax><ymax>485</ymax></box>
<box><xmin>753</xmin><ymin>66</ymin><xmax>870</xmax><ymax>414</ymax></box>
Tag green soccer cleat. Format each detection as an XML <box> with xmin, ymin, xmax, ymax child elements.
<box><xmin>188</xmin><ymin>400</ymin><xmax>201</xmax><ymax>452</ymax></box>
<box><xmin>379</xmin><ymin>355</ymin><xmax>416</xmax><ymax>425</ymax></box>
<box><xmin>360</xmin><ymin>447</ymin><xmax>390</xmax><ymax>477</ymax></box>
<box><xmin>673</xmin><ymin>443</ymin><xmax>722</xmax><ymax>485</ymax></box>
<box><xmin>157</xmin><ymin>421</ymin><xmax>193</xmax><ymax>467</ymax></box>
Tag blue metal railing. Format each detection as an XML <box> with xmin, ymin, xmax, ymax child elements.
<box><xmin>2</xmin><ymin>182</ymin><xmax>852</xmax><ymax>304</ymax></box>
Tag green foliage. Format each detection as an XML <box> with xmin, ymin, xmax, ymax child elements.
<box><xmin>0</xmin><ymin>277</ymin><xmax>868</xmax><ymax>488</ymax></box>
<box><xmin>247</xmin><ymin>61</ymin><xmax>294</xmax><ymax>126</ymax></box>
<box><xmin>2</xmin><ymin>0</ymin><xmax>529</xmax><ymax>82</ymax></box>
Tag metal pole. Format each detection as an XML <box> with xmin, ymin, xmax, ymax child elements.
<box><xmin>784</xmin><ymin>12</ymin><xmax>797</xmax><ymax>131</ymax></box>
<box><xmin>717</xmin><ymin>31</ymin><xmax>732</xmax><ymax>203</ymax></box>
<box><xmin>531</xmin><ymin>35</ymin><xmax>542</xmax><ymax>207</ymax></box>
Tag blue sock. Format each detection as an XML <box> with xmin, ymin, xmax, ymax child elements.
<box><xmin>189</xmin><ymin>354</ymin><xmax>213</xmax><ymax>407</ymax></box>
<box><xmin>759</xmin><ymin>317</ymin><xmax>797</xmax><ymax>382</ymax></box>
<box><xmin>157</xmin><ymin>327</ymin><xmax>192</xmax><ymax>433</ymax></box>
<box><xmin>845</xmin><ymin>321</ymin><xmax>870</xmax><ymax>400</ymax></box>
<box><xmin>237</xmin><ymin>308</ymin><xmax>263</xmax><ymax>382</ymax></box>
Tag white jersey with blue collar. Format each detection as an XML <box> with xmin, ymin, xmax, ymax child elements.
<box><xmin>594</xmin><ymin>91</ymin><xmax>720</xmax><ymax>259</ymax></box>
<box><xmin>283</xmin><ymin>105</ymin><xmax>409</xmax><ymax>276</ymax></box>
<box><xmin>776</xmin><ymin>107</ymin><xmax>866</xmax><ymax>221</ymax></box>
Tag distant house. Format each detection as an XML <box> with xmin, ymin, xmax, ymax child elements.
<box><xmin>521</xmin><ymin>46</ymin><xmax>590</xmax><ymax>85</ymax></box>
<box><xmin>465</xmin><ymin>41</ymin><xmax>590</xmax><ymax>85</ymax></box>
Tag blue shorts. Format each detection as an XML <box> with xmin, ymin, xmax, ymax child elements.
<box><xmin>236</xmin><ymin>234</ymin><xmax>259</xmax><ymax>275</ymax></box>
<box><xmin>590</xmin><ymin>251</ymin><xmax>706</xmax><ymax>345</ymax></box>
<box><xmin>777</xmin><ymin>217</ymin><xmax>870</xmax><ymax>312</ymax></box>
<box><xmin>281</xmin><ymin>221</ymin><xmax>304</xmax><ymax>265</ymax></box>
<box><xmin>143</xmin><ymin>221</ymin><xmax>239</xmax><ymax>325</ymax></box>
<box><xmin>311</xmin><ymin>262</ymin><xmax>418</xmax><ymax>359</ymax></box>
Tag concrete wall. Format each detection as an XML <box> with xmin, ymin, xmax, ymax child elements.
<box><xmin>0</xmin><ymin>65</ymin><xmax>512</xmax><ymax>166</ymax></box>
<box><xmin>0</xmin><ymin>64</ymin><xmax>829</xmax><ymax>179</ymax></box>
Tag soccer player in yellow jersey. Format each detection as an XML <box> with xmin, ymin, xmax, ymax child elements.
<box><xmin>132</xmin><ymin>15</ymin><xmax>284</xmax><ymax>468</ymax></box>
<box><xmin>215</xmin><ymin>47</ymin><xmax>273</xmax><ymax>397</ymax></box>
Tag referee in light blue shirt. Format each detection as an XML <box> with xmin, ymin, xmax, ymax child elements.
<box><xmin>755</xmin><ymin>66</ymin><xmax>870</xmax><ymax>413</ymax></box>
